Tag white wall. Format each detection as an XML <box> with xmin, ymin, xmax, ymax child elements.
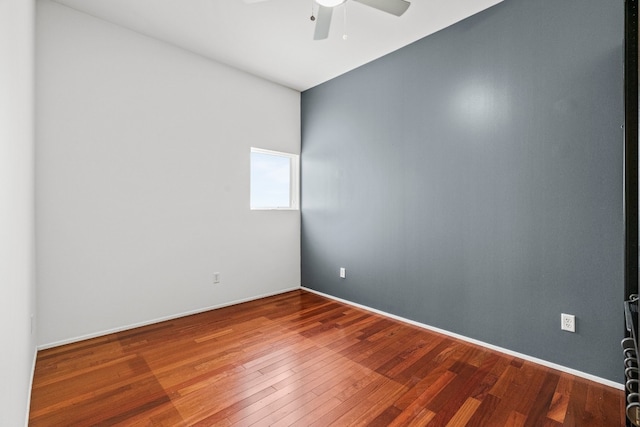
<box><xmin>0</xmin><ymin>0</ymin><xmax>37</xmax><ymax>424</ymax></box>
<box><xmin>36</xmin><ymin>0</ymin><xmax>301</xmax><ymax>347</ymax></box>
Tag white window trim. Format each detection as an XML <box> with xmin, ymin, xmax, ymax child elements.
<box><xmin>250</xmin><ymin>147</ymin><xmax>300</xmax><ymax>211</ymax></box>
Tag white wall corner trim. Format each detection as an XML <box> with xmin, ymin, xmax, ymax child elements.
<box><xmin>301</xmin><ymin>287</ymin><xmax>624</xmax><ymax>391</ymax></box>
<box><xmin>25</xmin><ymin>347</ymin><xmax>38</xmax><ymax>427</ymax></box>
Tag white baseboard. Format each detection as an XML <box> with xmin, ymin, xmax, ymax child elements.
<box><xmin>38</xmin><ymin>286</ymin><xmax>301</xmax><ymax>350</ymax></box>
<box><xmin>25</xmin><ymin>345</ymin><xmax>37</xmax><ymax>427</ymax></box>
<box><xmin>36</xmin><ymin>284</ymin><xmax>622</xmax><ymax>390</ymax></box>
<box><xmin>302</xmin><ymin>286</ymin><xmax>624</xmax><ymax>391</ymax></box>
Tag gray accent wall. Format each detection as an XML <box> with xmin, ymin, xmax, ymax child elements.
<box><xmin>301</xmin><ymin>0</ymin><xmax>624</xmax><ymax>382</ymax></box>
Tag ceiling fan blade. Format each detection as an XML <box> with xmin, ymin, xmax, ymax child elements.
<box><xmin>314</xmin><ymin>6</ymin><xmax>333</xmax><ymax>40</ymax></box>
<box><xmin>353</xmin><ymin>0</ymin><xmax>410</xmax><ymax>16</ymax></box>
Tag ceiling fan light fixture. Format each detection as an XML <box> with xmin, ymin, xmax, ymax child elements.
<box><xmin>316</xmin><ymin>0</ymin><xmax>346</xmax><ymax>8</ymax></box>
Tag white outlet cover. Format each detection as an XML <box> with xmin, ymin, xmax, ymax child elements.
<box><xmin>561</xmin><ymin>313</ymin><xmax>575</xmax><ymax>332</ymax></box>
<box><xmin>339</xmin><ymin>268</ymin><xmax>346</xmax><ymax>279</ymax></box>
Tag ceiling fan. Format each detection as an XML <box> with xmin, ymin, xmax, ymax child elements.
<box><xmin>244</xmin><ymin>0</ymin><xmax>411</xmax><ymax>40</ymax></box>
<box><xmin>311</xmin><ymin>0</ymin><xmax>410</xmax><ymax>40</ymax></box>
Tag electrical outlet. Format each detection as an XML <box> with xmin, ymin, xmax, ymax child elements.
<box><xmin>213</xmin><ymin>272</ymin><xmax>220</xmax><ymax>284</ymax></box>
<box><xmin>561</xmin><ymin>313</ymin><xmax>575</xmax><ymax>332</ymax></box>
<box><xmin>339</xmin><ymin>267</ymin><xmax>346</xmax><ymax>279</ymax></box>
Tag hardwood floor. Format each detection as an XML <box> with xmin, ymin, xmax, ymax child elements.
<box><xmin>30</xmin><ymin>290</ymin><xmax>624</xmax><ymax>426</ymax></box>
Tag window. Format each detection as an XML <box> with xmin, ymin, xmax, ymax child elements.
<box><xmin>250</xmin><ymin>148</ymin><xmax>299</xmax><ymax>210</ymax></box>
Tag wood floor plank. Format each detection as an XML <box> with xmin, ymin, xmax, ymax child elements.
<box><xmin>268</xmin><ymin>388</ymin><xmax>344</xmax><ymax>426</ymax></box>
<box><xmin>466</xmin><ymin>393</ymin><xmax>501</xmax><ymax>427</ymax></box>
<box><xmin>388</xmin><ymin>370</ymin><xmax>457</xmax><ymax>426</ymax></box>
<box><xmin>426</xmin><ymin>359</ymin><xmax>500</xmax><ymax>425</ymax></box>
<box><xmin>336</xmin><ymin>378</ymin><xmax>407</xmax><ymax>426</ymax></box>
<box><xmin>547</xmin><ymin>373</ymin><xmax>574</xmax><ymax>423</ymax></box>
<box><xmin>309</xmin><ymin>376</ymin><xmax>403</xmax><ymax>426</ymax></box>
<box><xmin>244</xmin><ymin>361</ymin><xmax>354</xmax><ymax>425</ymax></box>
<box><xmin>445</xmin><ymin>396</ymin><xmax>482</xmax><ymax>427</ymax></box>
<box><xmin>29</xmin><ymin>290</ymin><xmax>625</xmax><ymax>426</ymax></box>
<box><xmin>523</xmin><ymin>370</ymin><xmax>561</xmax><ymax>427</ymax></box>
<box><xmin>516</xmin><ymin>363</ymin><xmax>551</xmax><ymax>416</ymax></box>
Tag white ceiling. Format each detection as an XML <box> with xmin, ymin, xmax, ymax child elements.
<box><xmin>51</xmin><ymin>0</ymin><xmax>503</xmax><ymax>91</ymax></box>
